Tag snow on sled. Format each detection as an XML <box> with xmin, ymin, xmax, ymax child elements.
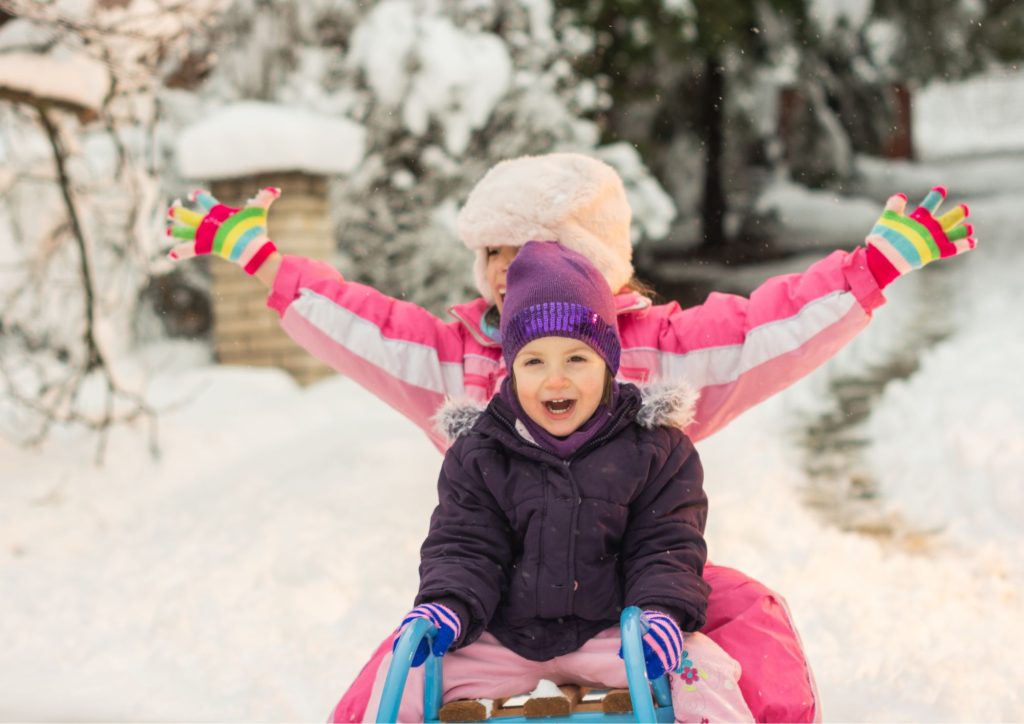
<box><xmin>375</xmin><ymin>606</ymin><xmax>674</xmax><ymax>723</ymax></box>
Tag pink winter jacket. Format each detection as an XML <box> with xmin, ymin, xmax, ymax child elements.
<box><xmin>267</xmin><ymin>247</ymin><xmax>885</xmax><ymax>451</ymax></box>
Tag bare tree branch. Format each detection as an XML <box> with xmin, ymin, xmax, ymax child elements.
<box><xmin>0</xmin><ymin>1</ymin><xmax>226</xmax><ymax>463</ymax></box>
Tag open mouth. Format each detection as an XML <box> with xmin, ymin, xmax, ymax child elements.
<box><xmin>543</xmin><ymin>399</ymin><xmax>576</xmax><ymax>416</ymax></box>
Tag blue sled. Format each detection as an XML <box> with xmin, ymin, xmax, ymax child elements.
<box><xmin>376</xmin><ymin>606</ymin><xmax>674</xmax><ymax>723</ymax></box>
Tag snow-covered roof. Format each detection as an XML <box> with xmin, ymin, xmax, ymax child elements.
<box><xmin>175</xmin><ymin>101</ymin><xmax>366</xmax><ymax>180</ymax></box>
<box><xmin>0</xmin><ymin>50</ymin><xmax>110</xmax><ymax>111</ymax></box>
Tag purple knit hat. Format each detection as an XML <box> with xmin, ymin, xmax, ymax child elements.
<box><xmin>500</xmin><ymin>241</ymin><xmax>620</xmax><ymax>374</ymax></box>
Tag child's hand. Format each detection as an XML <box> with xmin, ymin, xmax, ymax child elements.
<box><xmin>166</xmin><ymin>187</ymin><xmax>280</xmax><ymax>275</ymax></box>
<box><xmin>618</xmin><ymin>609</ymin><xmax>684</xmax><ymax>681</ymax></box>
<box><xmin>392</xmin><ymin>602</ymin><xmax>462</xmax><ymax>667</ymax></box>
<box><xmin>865</xmin><ymin>186</ymin><xmax>977</xmax><ymax>288</ymax></box>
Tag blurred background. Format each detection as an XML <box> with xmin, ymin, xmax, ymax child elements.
<box><xmin>3</xmin><ymin>0</ymin><xmax>1023</xmax><ymax>445</ymax></box>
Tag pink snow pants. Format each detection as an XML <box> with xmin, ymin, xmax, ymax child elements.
<box><xmin>330</xmin><ymin>565</ymin><xmax>819</xmax><ymax>722</ymax></box>
<box><xmin>363</xmin><ymin>628</ymin><xmax>752</xmax><ymax>723</ymax></box>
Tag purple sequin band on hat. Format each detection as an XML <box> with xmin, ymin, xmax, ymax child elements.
<box><xmin>503</xmin><ymin>301</ymin><xmax>620</xmax><ymax>373</ymax></box>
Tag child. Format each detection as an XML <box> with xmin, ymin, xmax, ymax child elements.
<box><xmin>167</xmin><ymin>153</ymin><xmax>975</xmax><ymax>721</ymax></box>
<box><xmin>367</xmin><ymin>241</ymin><xmax>752</xmax><ymax>722</ymax></box>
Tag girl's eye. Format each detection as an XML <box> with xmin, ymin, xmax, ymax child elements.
<box><xmin>569</xmin><ymin>355</ymin><xmax>589</xmax><ymax>363</ymax></box>
<box><xmin>522</xmin><ymin>358</ymin><xmax>542</xmax><ymax>366</ymax></box>
<box><xmin>486</xmin><ymin>247</ymin><xmax>499</xmax><ymax>258</ymax></box>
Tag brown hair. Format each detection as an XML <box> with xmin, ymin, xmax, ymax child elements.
<box><xmin>602</xmin><ymin>368</ymin><xmax>615</xmax><ymax>405</ymax></box>
<box><xmin>622</xmin><ymin>275</ymin><xmax>659</xmax><ymax>302</ymax></box>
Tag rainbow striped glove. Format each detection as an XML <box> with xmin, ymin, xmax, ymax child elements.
<box><xmin>865</xmin><ymin>186</ymin><xmax>977</xmax><ymax>289</ymax></box>
<box><xmin>166</xmin><ymin>187</ymin><xmax>280</xmax><ymax>275</ymax></box>
<box><xmin>618</xmin><ymin>609</ymin><xmax>684</xmax><ymax>681</ymax></box>
<box><xmin>393</xmin><ymin>602</ymin><xmax>462</xmax><ymax>667</ymax></box>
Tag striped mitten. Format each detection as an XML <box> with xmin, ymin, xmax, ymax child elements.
<box><xmin>393</xmin><ymin>602</ymin><xmax>462</xmax><ymax>667</ymax></box>
<box><xmin>865</xmin><ymin>186</ymin><xmax>977</xmax><ymax>289</ymax></box>
<box><xmin>166</xmin><ymin>187</ymin><xmax>279</xmax><ymax>275</ymax></box>
<box><xmin>619</xmin><ymin>609</ymin><xmax>684</xmax><ymax>680</ymax></box>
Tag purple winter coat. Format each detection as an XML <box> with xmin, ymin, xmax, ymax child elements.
<box><xmin>417</xmin><ymin>382</ymin><xmax>710</xmax><ymax>662</ymax></box>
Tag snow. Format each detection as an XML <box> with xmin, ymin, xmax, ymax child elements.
<box><xmin>529</xmin><ymin>679</ymin><xmax>564</xmax><ymax>699</ymax></box>
<box><xmin>347</xmin><ymin>0</ymin><xmax>513</xmax><ymax>155</ymax></box>
<box><xmin>866</xmin><ymin>197</ymin><xmax>1024</xmax><ymax>549</ymax></box>
<box><xmin>808</xmin><ymin>0</ymin><xmax>872</xmax><ymax>34</ymax></box>
<box><xmin>3</xmin><ymin>74</ymin><xmax>1024</xmax><ymax>722</ymax></box>
<box><xmin>597</xmin><ymin>142</ymin><xmax>677</xmax><ymax>241</ymax></box>
<box><xmin>914</xmin><ymin>69</ymin><xmax>1024</xmax><ymax>160</ymax></box>
<box><xmin>0</xmin><ymin>50</ymin><xmax>110</xmax><ymax>111</ymax></box>
<box><xmin>756</xmin><ymin>178</ymin><xmax>881</xmax><ymax>250</ymax></box>
<box><xmin>175</xmin><ymin>101</ymin><xmax>367</xmax><ymax>180</ymax></box>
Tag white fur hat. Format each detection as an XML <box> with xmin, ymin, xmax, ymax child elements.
<box><xmin>456</xmin><ymin>153</ymin><xmax>634</xmax><ymax>303</ymax></box>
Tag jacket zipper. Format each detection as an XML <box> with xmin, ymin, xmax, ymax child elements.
<box><xmin>490</xmin><ymin>400</ymin><xmax>638</xmax><ymax>617</ymax></box>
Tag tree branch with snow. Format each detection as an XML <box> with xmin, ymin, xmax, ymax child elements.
<box><xmin>0</xmin><ymin>0</ymin><xmax>227</xmax><ymax>463</ymax></box>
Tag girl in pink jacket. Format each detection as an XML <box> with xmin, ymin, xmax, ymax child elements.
<box><xmin>168</xmin><ymin>153</ymin><xmax>976</xmax><ymax>722</ymax></box>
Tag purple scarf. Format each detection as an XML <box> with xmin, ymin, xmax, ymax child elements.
<box><xmin>499</xmin><ymin>376</ymin><xmax>619</xmax><ymax>458</ymax></box>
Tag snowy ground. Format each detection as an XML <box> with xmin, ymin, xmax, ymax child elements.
<box><xmin>4</xmin><ymin>88</ymin><xmax>1024</xmax><ymax>720</ymax></box>
<box><xmin>2</xmin><ymin>164</ymin><xmax>1021</xmax><ymax>721</ymax></box>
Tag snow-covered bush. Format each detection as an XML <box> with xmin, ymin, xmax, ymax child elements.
<box><xmin>175</xmin><ymin>0</ymin><xmax>675</xmax><ymax>311</ymax></box>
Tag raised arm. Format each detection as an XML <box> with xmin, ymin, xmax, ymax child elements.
<box><xmin>167</xmin><ymin>188</ymin><xmax>471</xmax><ymax>450</ymax></box>
<box><xmin>651</xmin><ymin>187</ymin><xmax>976</xmax><ymax>442</ymax></box>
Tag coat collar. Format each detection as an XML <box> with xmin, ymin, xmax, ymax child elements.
<box><xmin>433</xmin><ymin>379</ymin><xmax>698</xmax><ymax>446</ymax></box>
<box><xmin>447</xmin><ymin>292</ymin><xmax>653</xmax><ymax>348</ymax></box>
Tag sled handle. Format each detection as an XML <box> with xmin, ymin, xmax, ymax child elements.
<box><xmin>620</xmin><ymin>606</ymin><xmax>673</xmax><ymax>720</ymax></box>
<box><xmin>376</xmin><ymin>618</ymin><xmax>443</xmax><ymax>723</ymax></box>
<box><xmin>378</xmin><ymin>608</ymin><xmax>668</xmax><ymax>723</ymax></box>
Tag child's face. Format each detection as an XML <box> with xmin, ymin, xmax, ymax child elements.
<box><xmin>512</xmin><ymin>336</ymin><xmax>607</xmax><ymax>437</ymax></box>
<box><xmin>485</xmin><ymin>246</ymin><xmax>519</xmax><ymax>312</ymax></box>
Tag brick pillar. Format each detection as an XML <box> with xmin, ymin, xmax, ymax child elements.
<box><xmin>209</xmin><ymin>172</ymin><xmax>334</xmax><ymax>385</ymax></box>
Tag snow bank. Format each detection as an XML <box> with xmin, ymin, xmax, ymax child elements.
<box><xmin>0</xmin><ymin>361</ymin><xmax>439</xmax><ymax>720</ymax></box>
<box><xmin>756</xmin><ymin>178</ymin><xmax>880</xmax><ymax>250</ymax></box>
<box><xmin>866</xmin><ymin>197</ymin><xmax>1024</xmax><ymax>551</ymax></box>
<box><xmin>176</xmin><ymin>101</ymin><xmax>366</xmax><ymax>180</ymax></box>
<box><xmin>914</xmin><ymin>69</ymin><xmax>1024</xmax><ymax>160</ymax></box>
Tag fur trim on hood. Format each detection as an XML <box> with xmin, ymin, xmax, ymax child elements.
<box><xmin>635</xmin><ymin>380</ymin><xmax>699</xmax><ymax>431</ymax></box>
<box><xmin>433</xmin><ymin>380</ymin><xmax>698</xmax><ymax>444</ymax></box>
<box><xmin>456</xmin><ymin>153</ymin><xmax>634</xmax><ymax>302</ymax></box>
<box><xmin>432</xmin><ymin>396</ymin><xmax>489</xmax><ymax>443</ymax></box>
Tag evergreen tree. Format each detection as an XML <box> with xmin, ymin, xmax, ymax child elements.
<box><xmin>559</xmin><ymin>0</ymin><xmax>807</xmax><ymax>251</ymax></box>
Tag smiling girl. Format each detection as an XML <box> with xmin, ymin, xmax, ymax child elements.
<box><xmin>367</xmin><ymin>241</ymin><xmax>752</xmax><ymax>722</ymax></box>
